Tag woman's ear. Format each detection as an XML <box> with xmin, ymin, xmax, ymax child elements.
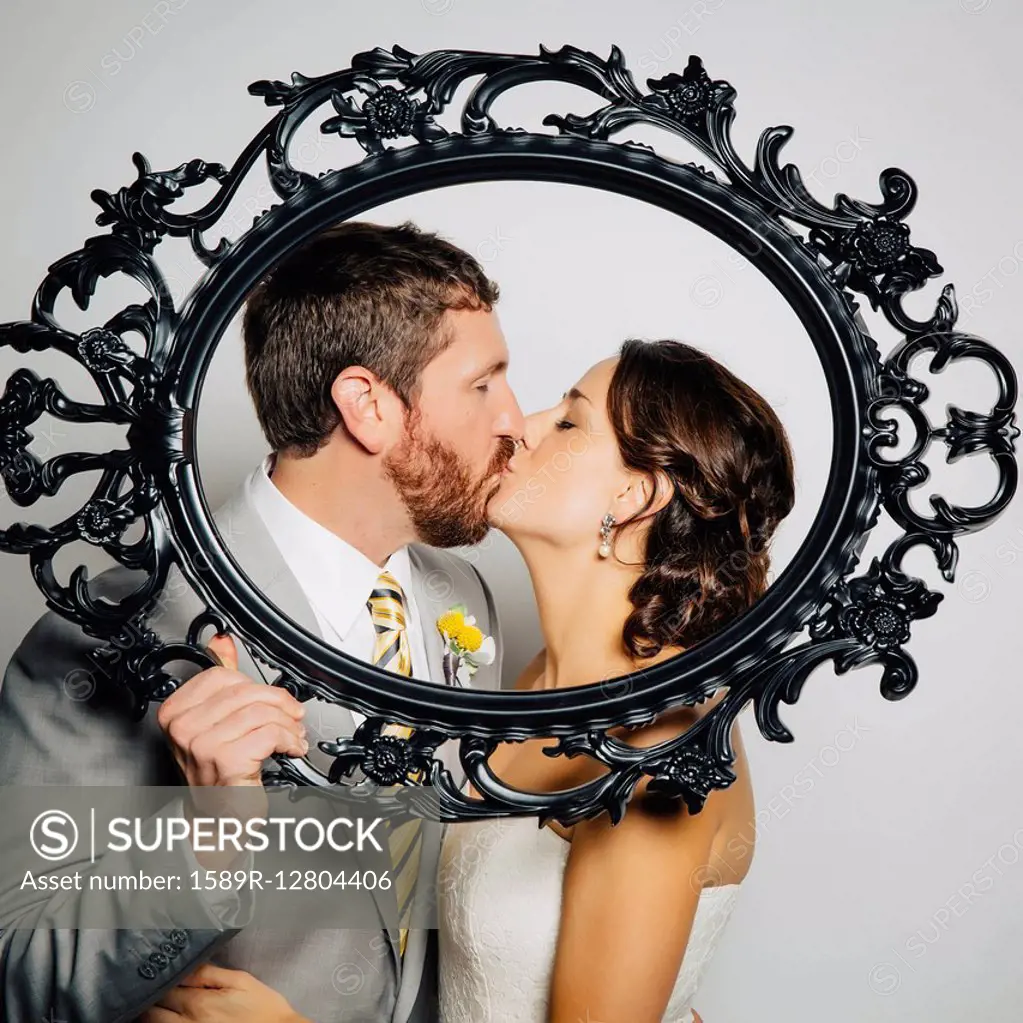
<box><xmin>331</xmin><ymin>366</ymin><xmax>402</xmax><ymax>455</ymax></box>
<box><xmin>613</xmin><ymin>469</ymin><xmax>674</xmax><ymax>525</ymax></box>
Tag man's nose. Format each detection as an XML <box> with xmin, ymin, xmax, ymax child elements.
<box><xmin>495</xmin><ymin>389</ymin><xmax>527</xmax><ymax>442</ymax></box>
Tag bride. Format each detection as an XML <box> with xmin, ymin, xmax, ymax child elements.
<box><xmin>437</xmin><ymin>338</ymin><xmax>796</xmax><ymax>1023</ymax></box>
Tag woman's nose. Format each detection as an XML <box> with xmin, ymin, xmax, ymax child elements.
<box><xmin>522</xmin><ymin>409</ymin><xmax>551</xmax><ymax>450</ymax></box>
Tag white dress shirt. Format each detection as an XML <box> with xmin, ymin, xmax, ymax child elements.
<box><xmin>245</xmin><ymin>454</ymin><xmax>435</xmax><ymax>728</ymax></box>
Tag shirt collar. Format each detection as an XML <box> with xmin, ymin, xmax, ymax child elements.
<box><xmin>245</xmin><ymin>454</ymin><xmax>414</xmax><ymax>640</ymax></box>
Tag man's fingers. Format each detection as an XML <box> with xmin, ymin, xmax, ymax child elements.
<box><xmin>159</xmin><ymin>670</ymin><xmax>304</xmax><ymax>737</ymax></box>
<box><xmin>137</xmin><ymin>1009</ymin><xmax>180</xmax><ymax>1022</ymax></box>
<box><xmin>191</xmin><ymin>705</ymin><xmax>307</xmax><ymax>763</ymax></box>
<box><xmin>186</xmin><ymin>718</ymin><xmax>308</xmax><ymax>785</ymax></box>
<box><xmin>178</xmin><ymin>962</ymin><xmax>250</xmax><ymax>988</ymax></box>
<box><xmin>207</xmin><ymin>632</ymin><xmax>239</xmax><ymax>672</ymax></box>
<box><xmin>156</xmin><ymin>666</ymin><xmax>246</xmax><ymax>726</ymax></box>
<box><xmin>155</xmin><ymin>633</ymin><xmax>245</xmax><ymax>727</ymax></box>
<box><xmin>152</xmin><ymin>984</ymin><xmax>200</xmax><ymax>1013</ymax></box>
<box><xmin>172</xmin><ymin>680</ymin><xmax>305</xmax><ymax>743</ymax></box>
<box><xmin>235</xmin><ymin>721</ymin><xmax>309</xmax><ymax>762</ymax></box>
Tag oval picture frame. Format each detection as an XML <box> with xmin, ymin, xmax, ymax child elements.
<box><xmin>0</xmin><ymin>45</ymin><xmax>1017</xmax><ymax>824</ymax></box>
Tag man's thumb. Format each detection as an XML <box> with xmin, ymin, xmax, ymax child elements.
<box><xmin>207</xmin><ymin>632</ymin><xmax>239</xmax><ymax>672</ymax></box>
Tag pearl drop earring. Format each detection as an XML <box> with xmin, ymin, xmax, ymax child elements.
<box><xmin>598</xmin><ymin>513</ymin><xmax>616</xmax><ymax>558</ymax></box>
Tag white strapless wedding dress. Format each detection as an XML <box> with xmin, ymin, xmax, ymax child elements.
<box><xmin>437</xmin><ymin>812</ymin><xmax>742</xmax><ymax>1022</ymax></box>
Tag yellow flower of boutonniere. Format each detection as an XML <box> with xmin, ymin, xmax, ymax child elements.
<box><xmin>436</xmin><ymin>604</ymin><xmax>496</xmax><ymax>686</ymax></box>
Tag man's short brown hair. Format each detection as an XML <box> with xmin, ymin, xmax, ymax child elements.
<box><xmin>242</xmin><ymin>220</ymin><xmax>500</xmax><ymax>456</ymax></box>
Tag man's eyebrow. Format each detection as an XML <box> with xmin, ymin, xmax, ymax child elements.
<box><xmin>477</xmin><ymin>358</ymin><xmax>508</xmax><ymax>377</ymax></box>
<box><xmin>564</xmin><ymin>387</ymin><xmax>592</xmax><ymax>404</ymax></box>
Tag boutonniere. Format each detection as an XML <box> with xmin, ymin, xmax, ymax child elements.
<box><xmin>436</xmin><ymin>604</ymin><xmax>496</xmax><ymax>686</ymax></box>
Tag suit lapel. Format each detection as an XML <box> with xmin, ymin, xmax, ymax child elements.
<box><xmin>211</xmin><ymin>485</ymin><xmax>319</xmax><ymax>640</ymax></box>
<box><xmin>406</xmin><ymin>545</ymin><xmax>448</xmax><ymax>686</ymax></box>
<box><xmin>211</xmin><ymin>484</ymin><xmax>358</xmax><ymax>748</ymax></box>
<box><xmin>407</xmin><ymin>546</ymin><xmax>471</xmax><ymax>788</ymax></box>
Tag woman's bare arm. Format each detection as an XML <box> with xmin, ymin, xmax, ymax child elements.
<box><xmin>546</xmin><ymin>716</ymin><xmax>720</xmax><ymax>1023</ymax></box>
<box><xmin>515</xmin><ymin>648</ymin><xmax>547</xmax><ymax>690</ymax></box>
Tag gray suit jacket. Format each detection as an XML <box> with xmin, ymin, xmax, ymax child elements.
<box><xmin>0</xmin><ymin>473</ymin><xmax>503</xmax><ymax>1023</ymax></box>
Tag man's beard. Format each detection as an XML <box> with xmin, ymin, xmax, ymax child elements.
<box><xmin>383</xmin><ymin>411</ymin><xmax>516</xmax><ymax>548</ymax></box>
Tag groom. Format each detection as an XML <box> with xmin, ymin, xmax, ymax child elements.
<box><xmin>0</xmin><ymin>221</ymin><xmax>525</xmax><ymax>1022</ymax></box>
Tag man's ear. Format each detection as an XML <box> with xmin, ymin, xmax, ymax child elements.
<box><xmin>330</xmin><ymin>366</ymin><xmax>404</xmax><ymax>455</ymax></box>
<box><xmin>613</xmin><ymin>469</ymin><xmax>674</xmax><ymax>525</ymax></box>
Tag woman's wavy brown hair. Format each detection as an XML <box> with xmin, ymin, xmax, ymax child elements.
<box><xmin>607</xmin><ymin>339</ymin><xmax>796</xmax><ymax>659</ymax></box>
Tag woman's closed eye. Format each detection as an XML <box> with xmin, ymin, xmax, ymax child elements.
<box><xmin>555</xmin><ymin>419</ymin><xmax>575</xmax><ymax>431</ymax></box>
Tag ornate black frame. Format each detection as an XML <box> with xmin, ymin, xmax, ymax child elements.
<box><xmin>0</xmin><ymin>46</ymin><xmax>1017</xmax><ymax>825</ymax></box>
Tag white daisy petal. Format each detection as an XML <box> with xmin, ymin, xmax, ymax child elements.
<box><xmin>473</xmin><ymin>636</ymin><xmax>496</xmax><ymax>665</ymax></box>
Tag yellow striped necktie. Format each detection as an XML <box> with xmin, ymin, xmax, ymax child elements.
<box><xmin>367</xmin><ymin>568</ymin><xmax>421</xmax><ymax>958</ymax></box>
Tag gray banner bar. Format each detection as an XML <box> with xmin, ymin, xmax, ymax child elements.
<box><xmin>0</xmin><ymin>785</ymin><xmax>443</xmax><ymax>931</ymax></box>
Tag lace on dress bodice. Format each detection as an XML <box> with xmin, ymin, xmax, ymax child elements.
<box><xmin>437</xmin><ymin>814</ymin><xmax>741</xmax><ymax>1023</ymax></box>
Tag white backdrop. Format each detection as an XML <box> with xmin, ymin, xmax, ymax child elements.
<box><xmin>1</xmin><ymin>2</ymin><xmax>1021</xmax><ymax>1021</ymax></box>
